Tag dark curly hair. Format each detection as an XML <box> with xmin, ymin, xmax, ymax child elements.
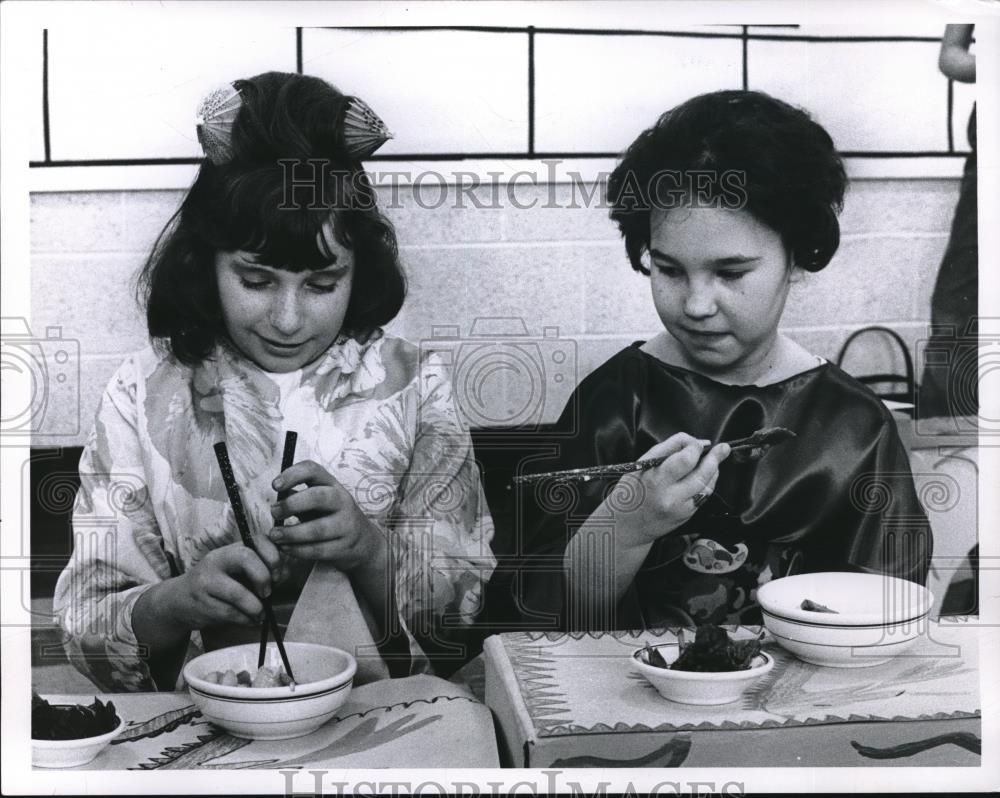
<box><xmin>138</xmin><ymin>71</ymin><xmax>405</xmax><ymax>365</ymax></box>
<box><xmin>607</xmin><ymin>90</ymin><xmax>846</xmax><ymax>275</ymax></box>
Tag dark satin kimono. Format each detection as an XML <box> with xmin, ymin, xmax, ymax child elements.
<box><xmin>515</xmin><ymin>343</ymin><xmax>932</xmax><ymax>630</ymax></box>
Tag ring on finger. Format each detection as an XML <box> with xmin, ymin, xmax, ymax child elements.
<box><xmin>693</xmin><ymin>490</ymin><xmax>711</xmax><ymax>508</ymax></box>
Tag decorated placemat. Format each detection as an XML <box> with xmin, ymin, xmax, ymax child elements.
<box><xmin>484</xmin><ymin>621</ymin><xmax>981</xmax><ymax>767</ymax></box>
<box><xmin>39</xmin><ymin>674</ymin><xmax>499</xmax><ymax>770</ymax></box>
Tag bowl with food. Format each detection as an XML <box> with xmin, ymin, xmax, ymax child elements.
<box><xmin>631</xmin><ymin>625</ymin><xmax>774</xmax><ymax>705</ymax></box>
<box><xmin>32</xmin><ymin>693</ymin><xmax>125</xmax><ymax>768</ymax></box>
<box><xmin>756</xmin><ymin>572</ymin><xmax>934</xmax><ymax>668</ymax></box>
<box><xmin>183</xmin><ymin>641</ymin><xmax>356</xmax><ymax>740</ymax></box>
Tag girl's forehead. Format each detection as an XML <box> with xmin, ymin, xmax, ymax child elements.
<box><xmin>651</xmin><ymin>207</ymin><xmax>772</xmax><ymax>240</ymax></box>
<box><xmin>649</xmin><ymin>207</ymin><xmax>787</xmax><ymax>265</ymax></box>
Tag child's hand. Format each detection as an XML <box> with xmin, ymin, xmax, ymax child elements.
<box><xmin>171</xmin><ymin>534</ymin><xmax>281</xmax><ymax>628</ymax></box>
<box><xmin>614</xmin><ymin>432</ymin><xmax>730</xmax><ymax>547</ymax></box>
<box><xmin>268</xmin><ymin>460</ymin><xmax>385</xmax><ymax>572</ymax></box>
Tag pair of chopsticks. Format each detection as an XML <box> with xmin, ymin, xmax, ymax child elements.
<box><xmin>258</xmin><ymin>432</ymin><xmax>298</xmax><ymax>669</ymax></box>
<box><xmin>511</xmin><ymin>426</ymin><xmax>796</xmax><ymax>486</ymax></box>
<box><xmin>213</xmin><ymin>431</ymin><xmax>298</xmax><ymax>681</ymax></box>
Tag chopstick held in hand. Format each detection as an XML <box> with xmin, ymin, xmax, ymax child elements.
<box><xmin>511</xmin><ymin>427</ymin><xmax>796</xmax><ymax>486</ymax></box>
<box><xmin>258</xmin><ymin>431</ymin><xmax>298</xmax><ymax>668</ymax></box>
<box><xmin>213</xmin><ymin>441</ymin><xmax>296</xmax><ymax>683</ymax></box>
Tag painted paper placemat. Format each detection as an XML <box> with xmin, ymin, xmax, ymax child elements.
<box><xmin>37</xmin><ymin>674</ymin><xmax>499</xmax><ymax>770</ymax></box>
<box><xmin>484</xmin><ymin>621</ymin><xmax>981</xmax><ymax>767</ymax></box>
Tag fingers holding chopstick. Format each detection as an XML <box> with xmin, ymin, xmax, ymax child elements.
<box><xmin>635</xmin><ymin>433</ymin><xmax>711</xmax><ymax>481</ymax></box>
<box><xmin>618</xmin><ymin>434</ymin><xmax>730</xmax><ymax>534</ymax></box>
<box><xmin>647</xmin><ymin>436</ymin><xmax>729</xmax><ymax>494</ymax></box>
<box><xmin>250</xmin><ymin>530</ymin><xmax>284</xmax><ymax>582</ymax></box>
<box><xmin>646</xmin><ymin>431</ymin><xmax>707</xmax><ymax>461</ymax></box>
<box><xmin>269</xmin><ymin>458</ymin><xmax>345</xmax><ymax>528</ymax></box>
<box><xmin>678</xmin><ymin>441</ymin><xmax>731</xmax><ymax>501</ymax></box>
<box><xmin>268</xmin><ymin>459</ymin><xmax>385</xmax><ymax>570</ymax></box>
<box><xmin>177</xmin><ymin>543</ymin><xmax>274</xmax><ymax>627</ymax></box>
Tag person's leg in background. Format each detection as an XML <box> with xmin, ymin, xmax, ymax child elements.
<box><xmin>918</xmin><ymin>107</ymin><xmax>978</xmax><ymax>419</ymax></box>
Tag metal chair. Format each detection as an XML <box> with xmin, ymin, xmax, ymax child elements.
<box><xmin>835</xmin><ymin>325</ymin><xmax>917</xmax><ymax>412</ymax></box>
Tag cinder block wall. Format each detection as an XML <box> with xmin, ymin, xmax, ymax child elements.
<box><xmin>29</xmin><ymin>176</ymin><xmax>956</xmax><ymax>446</ymax></box>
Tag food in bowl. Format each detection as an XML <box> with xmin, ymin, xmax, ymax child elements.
<box><xmin>632</xmin><ymin>629</ymin><xmax>774</xmax><ymax>705</ymax></box>
<box><xmin>638</xmin><ymin>624</ymin><xmax>764</xmax><ymax>672</ymax></box>
<box><xmin>32</xmin><ymin>693</ymin><xmax>119</xmax><ymax>741</ymax></box>
<box><xmin>203</xmin><ymin>665</ymin><xmax>295</xmax><ymax>688</ymax></box>
<box><xmin>183</xmin><ymin>642</ymin><xmax>356</xmax><ymax>740</ymax></box>
<box><xmin>757</xmin><ymin>572</ymin><xmax>933</xmax><ymax>668</ymax></box>
<box><xmin>800</xmin><ymin>599</ymin><xmax>838</xmax><ymax>613</ymax></box>
<box><xmin>31</xmin><ymin>693</ymin><xmax>125</xmax><ymax>769</ymax></box>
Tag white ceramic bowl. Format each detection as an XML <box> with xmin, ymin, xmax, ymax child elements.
<box><xmin>183</xmin><ymin>642</ymin><xmax>356</xmax><ymax>740</ymax></box>
<box><xmin>757</xmin><ymin>572</ymin><xmax>934</xmax><ymax>668</ymax></box>
<box><xmin>32</xmin><ymin>714</ymin><xmax>125</xmax><ymax>769</ymax></box>
<box><xmin>631</xmin><ymin>643</ymin><xmax>774</xmax><ymax>705</ymax></box>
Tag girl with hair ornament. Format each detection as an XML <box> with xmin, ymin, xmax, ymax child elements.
<box><xmin>54</xmin><ymin>72</ymin><xmax>495</xmax><ymax>690</ymax></box>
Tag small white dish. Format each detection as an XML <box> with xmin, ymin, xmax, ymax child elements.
<box><xmin>183</xmin><ymin>641</ymin><xmax>356</xmax><ymax>740</ymax></box>
<box><xmin>631</xmin><ymin>643</ymin><xmax>774</xmax><ymax>705</ymax></box>
<box><xmin>757</xmin><ymin>572</ymin><xmax>934</xmax><ymax>668</ymax></box>
<box><xmin>32</xmin><ymin>715</ymin><xmax>125</xmax><ymax>769</ymax></box>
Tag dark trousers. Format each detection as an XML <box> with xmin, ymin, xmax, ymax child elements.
<box><xmin>917</xmin><ymin>109</ymin><xmax>978</xmax><ymax>418</ymax></box>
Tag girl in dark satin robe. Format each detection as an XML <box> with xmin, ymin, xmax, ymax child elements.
<box><xmin>515</xmin><ymin>91</ymin><xmax>932</xmax><ymax>631</ymax></box>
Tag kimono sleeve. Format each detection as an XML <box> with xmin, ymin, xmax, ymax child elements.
<box><xmin>511</xmin><ymin>353</ymin><xmax>648</xmax><ymax>628</ymax></box>
<box><xmin>811</xmin><ymin>409</ymin><xmax>933</xmax><ymax>587</ymax></box>
<box><xmin>52</xmin><ymin>355</ymin><xmax>178</xmax><ymax>692</ymax></box>
<box><xmin>390</xmin><ymin>351</ymin><xmax>497</xmax><ymax>672</ymax></box>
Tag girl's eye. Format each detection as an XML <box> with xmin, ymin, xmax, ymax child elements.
<box><xmin>240</xmin><ymin>279</ymin><xmax>270</xmax><ymax>290</ymax></box>
<box><xmin>307</xmin><ymin>282</ymin><xmax>340</xmax><ymax>294</ymax></box>
<box><xmin>718</xmin><ymin>271</ymin><xmax>749</xmax><ymax>282</ymax></box>
<box><xmin>655</xmin><ymin>264</ymin><xmax>684</xmax><ymax>279</ymax></box>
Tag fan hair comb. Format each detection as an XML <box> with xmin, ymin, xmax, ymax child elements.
<box><xmin>195</xmin><ymin>83</ymin><xmax>243</xmax><ymax>165</ymax></box>
<box><xmin>194</xmin><ymin>83</ymin><xmax>392</xmax><ymax>165</ymax></box>
<box><xmin>338</xmin><ymin>96</ymin><xmax>393</xmax><ymax>159</ymax></box>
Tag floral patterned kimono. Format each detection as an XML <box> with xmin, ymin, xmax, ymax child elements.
<box><xmin>53</xmin><ymin>331</ymin><xmax>496</xmax><ymax>691</ymax></box>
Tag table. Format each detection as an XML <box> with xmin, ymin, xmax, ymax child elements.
<box><xmin>37</xmin><ymin>674</ymin><xmax>499</xmax><ymax>770</ymax></box>
<box><xmin>484</xmin><ymin>621</ymin><xmax>982</xmax><ymax>768</ymax></box>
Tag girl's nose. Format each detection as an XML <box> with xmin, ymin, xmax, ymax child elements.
<box><xmin>269</xmin><ymin>289</ymin><xmax>304</xmax><ymax>336</ymax></box>
<box><xmin>683</xmin><ymin>279</ymin><xmax>718</xmax><ymax>319</ymax></box>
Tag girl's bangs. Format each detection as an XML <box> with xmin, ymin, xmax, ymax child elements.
<box><xmin>213</xmin><ymin>167</ymin><xmax>340</xmax><ymax>271</ymax></box>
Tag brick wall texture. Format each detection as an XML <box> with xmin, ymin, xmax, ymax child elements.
<box><xmin>29</xmin><ymin>178</ymin><xmax>958</xmax><ymax>445</ymax></box>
